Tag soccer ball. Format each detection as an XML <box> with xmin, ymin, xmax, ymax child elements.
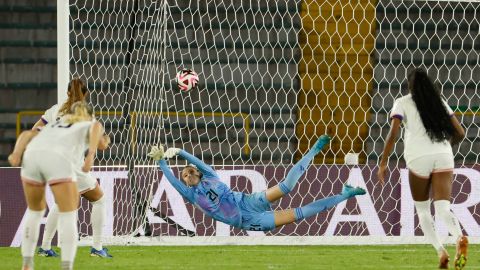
<box><xmin>176</xmin><ymin>69</ymin><xmax>199</xmax><ymax>92</ymax></box>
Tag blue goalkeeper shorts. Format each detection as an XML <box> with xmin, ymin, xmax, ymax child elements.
<box><xmin>238</xmin><ymin>191</ymin><xmax>275</xmax><ymax>231</ymax></box>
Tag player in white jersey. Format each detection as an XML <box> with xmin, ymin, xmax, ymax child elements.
<box><xmin>31</xmin><ymin>78</ymin><xmax>112</xmax><ymax>258</ymax></box>
<box><xmin>377</xmin><ymin>68</ymin><xmax>468</xmax><ymax>270</ymax></box>
<box><xmin>8</xmin><ymin>101</ymin><xmax>103</xmax><ymax>270</ymax></box>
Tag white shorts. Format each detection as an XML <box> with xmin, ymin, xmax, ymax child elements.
<box><xmin>75</xmin><ymin>169</ymin><xmax>98</xmax><ymax>194</ymax></box>
<box><xmin>407</xmin><ymin>153</ymin><xmax>454</xmax><ymax>178</ymax></box>
<box><xmin>21</xmin><ymin>151</ymin><xmax>76</xmax><ymax>186</ymax></box>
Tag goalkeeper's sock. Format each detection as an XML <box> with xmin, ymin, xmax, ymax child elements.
<box><xmin>414</xmin><ymin>200</ymin><xmax>445</xmax><ymax>253</ymax></box>
<box><xmin>91</xmin><ymin>195</ymin><xmax>106</xmax><ymax>250</ymax></box>
<box><xmin>279</xmin><ymin>136</ymin><xmax>330</xmax><ymax>195</ymax></box>
<box><xmin>41</xmin><ymin>204</ymin><xmax>59</xmax><ymax>250</ymax></box>
<box><xmin>433</xmin><ymin>200</ymin><xmax>463</xmax><ymax>239</ymax></box>
<box><xmin>58</xmin><ymin>210</ymin><xmax>78</xmax><ymax>270</ymax></box>
<box><xmin>294</xmin><ymin>194</ymin><xmax>347</xmax><ymax>221</ymax></box>
<box><xmin>22</xmin><ymin>209</ymin><xmax>45</xmax><ymax>269</ymax></box>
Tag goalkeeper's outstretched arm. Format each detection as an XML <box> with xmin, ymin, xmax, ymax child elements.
<box><xmin>177</xmin><ymin>150</ymin><xmax>218</xmax><ymax>179</ymax></box>
<box><xmin>158</xmin><ymin>159</ymin><xmax>195</xmax><ymax>202</ymax></box>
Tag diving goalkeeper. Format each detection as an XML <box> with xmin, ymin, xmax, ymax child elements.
<box><xmin>148</xmin><ymin>135</ymin><xmax>366</xmax><ymax>231</ymax></box>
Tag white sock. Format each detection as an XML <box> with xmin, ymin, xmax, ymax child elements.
<box><xmin>41</xmin><ymin>204</ymin><xmax>59</xmax><ymax>250</ymax></box>
<box><xmin>58</xmin><ymin>210</ymin><xmax>78</xmax><ymax>270</ymax></box>
<box><xmin>91</xmin><ymin>195</ymin><xmax>106</xmax><ymax>250</ymax></box>
<box><xmin>434</xmin><ymin>200</ymin><xmax>463</xmax><ymax>239</ymax></box>
<box><xmin>414</xmin><ymin>200</ymin><xmax>444</xmax><ymax>254</ymax></box>
<box><xmin>22</xmin><ymin>209</ymin><xmax>45</xmax><ymax>268</ymax></box>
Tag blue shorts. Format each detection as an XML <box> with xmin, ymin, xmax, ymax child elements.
<box><xmin>238</xmin><ymin>191</ymin><xmax>275</xmax><ymax>231</ymax></box>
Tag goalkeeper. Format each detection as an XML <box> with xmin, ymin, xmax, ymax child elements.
<box><xmin>148</xmin><ymin>135</ymin><xmax>366</xmax><ymax>231</ymax></box>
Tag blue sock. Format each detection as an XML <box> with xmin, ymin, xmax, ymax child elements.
<box><xmin>294</xmin><ymin>194</ymin><xmax>348</xmax><ymax>221</ymax></box>
<box><xmin>278</xmin><ymin>150</ymin><xmax>317</xmax><ymax>195</ymax></box>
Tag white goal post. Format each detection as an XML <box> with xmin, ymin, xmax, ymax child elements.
<box><xmin>60</xmin><ymin>0</ymin><xmax>480</xmax><ymax>245</ymax></box>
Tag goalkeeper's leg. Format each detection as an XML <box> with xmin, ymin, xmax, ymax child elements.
<box><xmin>265</xmin><ymin>135</ymin><xmax>331</xmax><ymax>203</ymax></box>
<box><xmin>273</xmin><ymin>184</ymin><xmax>365</xmax><ymax>228</ymax></box>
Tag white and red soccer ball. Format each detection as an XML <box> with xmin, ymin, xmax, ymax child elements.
<box><xmin>176</xmin><ymin>69</ymin><xmax>199</xmax><ymax>92</ymax></box>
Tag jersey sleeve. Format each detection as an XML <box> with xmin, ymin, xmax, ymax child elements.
<box><xmin>178</xmin><ymin>149</ymin><xmax>218</xmax><ymax>179</ymax></box>
<box><xmin>41</xmin><ymin>104</ymin><xmax>60</xmax><ymax>124</ymax></box>
<box><xmin>158</xmin><ymin>159</ymin><xmax>195</xmax><ymax>202</ymax></box>
<box><xmin>390</xmin><ymin>98</ymin><xmax>404</xmax><ymax>121</ymax></box>
<box><xmin>442</xmin><ymin>99</ymin><xmax>454</xmax><ymax>116</ymax></box>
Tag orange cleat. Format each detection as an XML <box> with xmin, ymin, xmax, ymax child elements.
<box><xmin>454</xmin><ymin>236</ymin><xmax>468</xmax><ymax>270</ymax></box>
<box><xmin>439</xmin><ymin>249</ymin><xmax>450</xmax><ymax>269</ymax></box>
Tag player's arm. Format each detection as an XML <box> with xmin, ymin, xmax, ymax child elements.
<box><xmin>8</xmin><ymin>130</ymin><xmax>39</xmax><ymax>166</ymax></box>
<box><xmin>377</xmin><ymin>118</ymin><xmax>401</xmax><ymax>184</ymax></box>
<box><xmin>32</xmin><ymin>118</ymin><xmax>46</xmax><ymax>131</ymax></box>
<box><xmin>177</xmin><ymin>149</ymin><xmax>218</xmax><ymax>178</ymax></box>
<box><xmin>97</xmin><ymin>133</ymin><xmax>111</xmax><ymax>150</ymax></box>
<box><xmin>158</xmin><ymin>159</ymin><xmax>194</xmax><ymax>201</ymax></box>
<box><xmin>83</xmin><ymin>122</ymin><xmax>103</xmax><ymax>172</ymax></box>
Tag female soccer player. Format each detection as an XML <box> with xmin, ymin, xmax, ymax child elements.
<box><xmin>8</xmin><ymin>101</ymin><xmax>103</xmax><ymax>270</ymax></box>
<box><xmin>148</xmin><ymin>135</ymin><xmax>366</xmax><ymax>232</ymax></box>
<box><xmin>32</xmin><ymin>78</ymin><xmax>112</xmax><ymax>258</ymax></box>
<box><xmin>377</xmin><ymin>68</ymin><xmax>468</xmax><ymax>269</ymax></box>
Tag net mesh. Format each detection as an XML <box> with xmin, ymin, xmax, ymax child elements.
<box><xmin>69</xmin><ymin>0</ymin><xmax>480</xmax><ymax>242</ymax></box>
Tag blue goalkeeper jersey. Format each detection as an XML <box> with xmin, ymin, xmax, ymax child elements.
<box><xmin>158</xmin><ymin>150</ymin><xmax>243</xmax><ymax>228</ymax></box>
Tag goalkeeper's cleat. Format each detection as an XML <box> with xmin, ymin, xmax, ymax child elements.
<box><xmin>454</xmin><ymin>236</ymin><xmax>468</xmax><ymax>270</ymax></box>
<box><xmin>311</xmin><ymin>135</ymin><xmax>331</xmax><ymax>154</ymax></box>
<box><xmin>37</xmin><ymin>247</ymin><xmax>59</xmax><ymax>257</ymax></box>
<box><xmin>341</xmin><ymin>184</ymin><xmax>366</xmax><ymax>198</ymax></box>
<box><xmin>438</xmin><ymin>250</ymin><xmax>450</xmax><ymax>269</ymax></box>
<box><xmin>90</xmin><ymin>247</ymin><xmax>113</xmax><ymax>258</ymax></box>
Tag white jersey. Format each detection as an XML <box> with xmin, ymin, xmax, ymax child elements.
<box><xmin>41</xmin><ymin>103</ymin><xmax>62</xmax><ymax>124</ymax></box>
<box><xmin>390</xmin><ymin>94</ymin><xmax>454</xmax><ymax>162</ymax></box>
<box><xmin>25</xmin><ymin>120</ymin><xmax>93</xmax><ymax>163</ymax></box>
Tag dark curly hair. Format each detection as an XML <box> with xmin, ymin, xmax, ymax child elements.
<box><xmin>408</xmin><ymin>68</ymin><xmax>455</xmax><ymax>142</ymax></box>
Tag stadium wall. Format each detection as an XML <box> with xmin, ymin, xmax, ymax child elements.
<box><xmin>1</xmin><ymin>165</ymin><xmax>479</xmax><ymax>247</ymax></box>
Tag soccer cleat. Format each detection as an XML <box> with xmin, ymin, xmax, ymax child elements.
<box><xmin>90</xmin><ymin>247</ymin><xmax>113</xmax><ymax>258</ymax></box>
<box><xmin>311</xmin><ymin>135</ymin><xmax>331</xmax><ymax>154</ymax></box>
<box><xmin>341</xmin><ymin>184</ymin><xmax>366</xmax><ymax>198</ymax></box>
<box><xmin>454</xmin><ymin>236</ymin><xmax>468</xmax><ymax>270</ymax></box>
<box><xmin>37</xmin><ymin>247</ymin><xmax>59</xmax><ymax>257</ymax></box>
<box><xmin>438</xmin><ymin>250</ymin><xmax>450</xmax><ymax>269</ymax></box>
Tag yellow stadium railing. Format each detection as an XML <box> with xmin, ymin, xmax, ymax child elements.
<box><xmin>17</xmin><ymin>110</ymin><xmax>251</xmax><ymax>156</ymax></box>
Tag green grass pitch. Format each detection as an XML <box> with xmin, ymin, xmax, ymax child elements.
<box><xmin>1</xmin><ymin>245</ymin><xmax>478</xmax><ymax>269</ymax></box>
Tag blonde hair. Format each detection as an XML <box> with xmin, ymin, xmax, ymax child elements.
<box><xmin>58</xmin><ymin>78</ymin><xmax>88</xmax><ymax>116</ymax></box>
<box><xmin>64</xmin><ymin>101</ymin><xmax>93</xmax><ymax>124</ymax></box>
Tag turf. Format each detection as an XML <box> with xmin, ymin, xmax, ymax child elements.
<box><xmin>1</xmin><ymin>245</ymin><xmax>478</xmax><ymax>269</ymax></box>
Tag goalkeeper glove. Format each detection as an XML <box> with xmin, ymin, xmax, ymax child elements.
<box><xmin>164</xmin><ymin>148</ymin><xmax>181</xmax><ymax>159</ymax></box>
<box><xmin>148</xmin><ymin>145</ymin><xmax>165</xmax><ymax>161</ymax></box>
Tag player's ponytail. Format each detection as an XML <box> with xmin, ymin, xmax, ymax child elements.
<box><xmin>65</xmin><ymin>101</ymin><xmax>94</xmax><ymax>124</ymax></box>
<box><xmin>58</xmin><ymin>78</ymin><xmax>89</xmax><ymax>116</ymax></box>
<box><xmin>408</xmin><ymin>68</ymin><xmax>455</xmax><ymax>142</ymax></box>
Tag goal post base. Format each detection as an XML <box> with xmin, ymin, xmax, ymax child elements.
<box><xmin>79</xmin><ymin>236</ymin><xmax>480</xmax><ymax>246</ymax></box>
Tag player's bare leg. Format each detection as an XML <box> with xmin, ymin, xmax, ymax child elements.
<box><xmin>431</xmin><ymin>171</ymin><xmax>465</xmax><ymax>270</ymax></box>
<box><xmin>21</xmin><ymin>180</ymin><xmax>47</xmax><ymax>270</ymax></box>
<box><xmin>82</xmin><ymin>185</ymin><xmax>112</xmax><ymax>258</ymax></box>
<box><xmin>410</xmin><ymin>171</ymin><xmax>452</xmax><ymax>269</ymax></box>
<box><xmin>50</xmin><ymin>182</ymin><xmax>79</xmax><ymax>270</ymax></box>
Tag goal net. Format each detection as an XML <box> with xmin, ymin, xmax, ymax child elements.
<box><xmin>67</xmin><ymin>0</ymin><xmax>480</xmax><ymax>245</ymax></box>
